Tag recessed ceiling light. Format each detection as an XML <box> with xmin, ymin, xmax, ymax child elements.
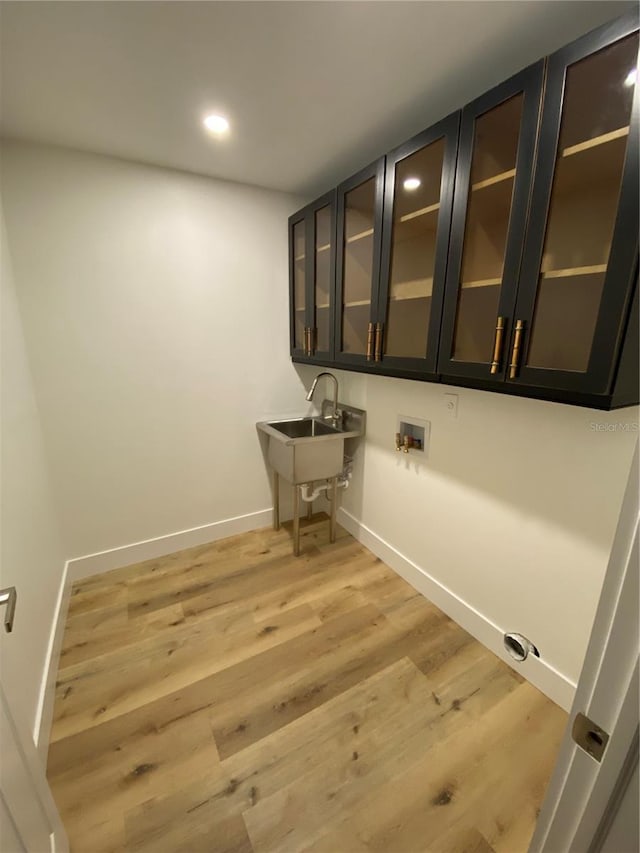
<box><xmin>624</xmin><ymin>68</ymin><xmax>637</xmax><ymax>87</ymax></box>
<box><xmin>203</xmin><ymin>114</ymin><xmax>230</xmax><ymax>135</ymax></box>
<box><xmin>403</xmin><ymin>177</ymin><xmax>421</xmax><ymax>191</ymax></box>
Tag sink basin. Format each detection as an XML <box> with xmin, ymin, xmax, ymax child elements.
<box><xmin>270</xmin><ymin>418</ymin><xmax>339</xmax><ymax>439</ymax></box>
<box><xmin>257</xmin><ymin>400</ymin><xmax>365</xmax><ymax>485</ymax></box>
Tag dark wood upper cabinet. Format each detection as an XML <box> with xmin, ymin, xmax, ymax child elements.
<box><xmin>289</xmin><ymin>210</ymin><xmax>308</xmax><ymax>360</ymax></box>
<box><xmin>437</xmin><ymin>61</ymin><xmax>545</xmax><ymax>382</ymax></box>
<box><xmin>510</xmin><ymin>12</ymin><xmax>639</xmax><ymax>397</ymax></box>
<box><xmin>288</xmin><ymin>190</ymin><xmax>337</xmax><ymax>362</ymax></box>
<box><xmin>333</xmin><ymin>159</ymin><xmax>385</xmax><ymax>368</ymax></box>
<box><xmin>289</xmin><ymin>11</ymin><xmax>639</xmax><ymax>409</ymax></box>
<box><xmin>376</xmin><ymin>112</ymin><xmax>459</xmax><ymax>376</ymax></box>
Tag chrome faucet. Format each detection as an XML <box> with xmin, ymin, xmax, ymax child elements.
<box><xmin>306</xmin><ymin>372</ymin><xmax>340</xmax><ymax>425</ymax></box>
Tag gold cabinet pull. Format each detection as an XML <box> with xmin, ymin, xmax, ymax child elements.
<box><xmin>509</xmin><ymin>320</ymin><xmax>525</xmax><ymax>379</ymax></box>
<box><xmin>304</xmin><ymin>327</ymin><xmax>311</xmax><ymax>357</ymax></box>
<box><xmin>366</xmin><ymin>322</ymin><xmax>375</xmax><ymax>361</ymax></box>
<box><xmin>490</xmin><ymin>316</ymin><xmax>506</xmax><ymax>375</ymax></box>
<box><xmin>375</xmin><ymin>322</ymin><xmax>383</xmax><ymax>362</ymax></box>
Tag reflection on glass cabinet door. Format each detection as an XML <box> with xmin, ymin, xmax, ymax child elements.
<box><xmin>342</xmin><ymin>179</ymin><xmax>375</xmax><ymax>355</ymax></box>
<box><xmin>385</xmin><ymin>139</ymin><xmax>444</xmax><ymax>359</ymax></box>
<box><xmin>314</xmin><ymin>205</ymin><xmax>332</xmax><ymax>354</ymax></box>
<box><xmin>377</xmin><ymin>111</ymin><xmax>459</xmax><ymax>373</ymax></box>
<box><xmin>335</xmin><ymin>160</ymin><xmax>384</xmax><ymax>364</ymax></box>
<box><xmin>289</xmin><ymin>191</ymin><xmax>336</xmax><ymax>361</ymax></box>
<box><xmin>525</xmin><ymin>32</ymin><xmax>638</xmax><ymax>373</ymax></box>
<box><xmin>438</xmin><ymin>62</ymin><xmax>544</xmax><ymax>382</ymax></box>
<box><xmin>453</xmin><ymin>93</ymin><xmax>523</xmax><ymax>364</ymax></box>
<box><xmin>514</xmin><ymin>13</ymin><xmax>639</xmax><ymax>395</ymax></box>
<box><xmin>292</xmin><ymin>218</ymin><xmax>307</xmax><ymax>353</ymax></box>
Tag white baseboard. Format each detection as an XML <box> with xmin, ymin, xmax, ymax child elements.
<box><xmin>337</xmin><ymin>507</ymin><xmax>576</xmax><ymax>711</ymax></box>
<box><xmin>34</xmin><ymin>557</ymin><xmax>71</xmax><ymax>758</ymax></box>
<box><xmin>34</xmin><ymin>507</ymin><xmax>273</xmax><ymax>753</ymax></box>
<box><xmin>65</xmin><ymin>508</ymin><xmax>273</xmax><ymax>582</ymax></box>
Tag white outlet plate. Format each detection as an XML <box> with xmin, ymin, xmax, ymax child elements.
<box><xmin>444</xmin><ymin>393</ymin><xmax>458</xmax><ymax>418</ymax></box>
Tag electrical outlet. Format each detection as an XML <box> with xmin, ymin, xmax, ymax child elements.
<box><xmin>444</xmin><ymin>393</ymin><xmax>458</xmax><ymax>418</ymax></box>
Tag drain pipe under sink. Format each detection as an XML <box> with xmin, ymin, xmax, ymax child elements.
<box><xmin>300</xmin><ymin>477</ymin><xmax>349</xmax><ymax>502</ymax></box>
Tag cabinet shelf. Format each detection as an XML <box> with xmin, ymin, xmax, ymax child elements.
<box><xmin>346</xmin><ymin>228</ymin><xmax>374</xmax><ymax>244</ymax></box>
<box><xmin>390</xmin><ymin>294</ymin><xmax>430</xmax><ymax>303</ymax></box>
<box><xmin>460</xmin><ymin>276</ymin><xmax>503</xmax><ymax>289</ymax></box>
<box><xmin>471</xmin><ymin>168</ymin><xmax>516</xmax><ymax>192</ymax></box>
<box><xmin>296</xmin><ymin>244</ymin><xmax>331</xmax><ymax>262</ymax></box>
<box><xmin>388</xmin><ymin>277</ymin><xmax>434</xmax><ymax>301</ymax></box>
<box><xmin>542</xmin><ymin>264</ymin><xmax>607</xmax><ymax>279</ymax></box>
<box><xmin>316</xmin><ymin>303</ymin><xmax>330</xmax><ymax>310</ymax></box>
<box><xmin>561</xmin><ymin>126</ymin><xmax>629</xmax><ymax>158</ymax></box>
<box><xmin>343</xmin><ymin>299</ymin><xmax>371</xmax><ymax>308</ymax></box>
<box><xmin>399</xmin><ymin>202</ymin><xmax>440</xmax><ymax>223</ymax></box>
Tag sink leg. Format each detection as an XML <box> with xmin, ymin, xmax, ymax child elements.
<box><xmin>306</xmin><ymin>481</ymin><xmax>313</xmax><ymax>521</ymax></box>
<box><xmin>273</xmin><ymin>471</ymin><xmax>280</xmax><ymax>531</ymax></box>
<box><xmin>293</xmin><ymin>485</ymin><xmax>300</xmax><ymax>556</ymax></box>
<box><xmin>329</xmin><ymin>477</ymin><xmax>337</xmax><ymax>543</ymax></box>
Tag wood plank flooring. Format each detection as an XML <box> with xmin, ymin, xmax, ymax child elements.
<box><xmin>48</xmin><ymin>516</ymin><xmax>567</xmax><ymax>853</ymax></box>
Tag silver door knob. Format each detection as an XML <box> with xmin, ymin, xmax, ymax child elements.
<box><xmin>0</xmin><ymin>587</ymin><xmax>17</xmax><ymax>633</ymax></box>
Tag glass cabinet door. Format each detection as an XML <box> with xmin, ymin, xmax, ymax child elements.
<box><xmin>334</xmin><ymin>160</ymin><xmax>385</xmax><ymax>366</ymax></box>
<box><xmin>311</xmin><ymin>194</ymin><xmax>336</xmax><ymax>359</ymax></box>
<box><xmin>513</xmin><ymin>14</ymin><xmax>639</xmax><ymax>393</ymax></box>
<box><xmin>376</xmin><ymin>112</ymin><xmax>459</xmax><ymax>375</ymax></box>
<box><xmin>438</xmin><ymin>62</ymin><xmax>544</xmax><ymax>381</ymax></box>
<box><xmin>289</xmin><ymin>192</ymin><xmax>337</xmax><ymax>361</ymax></box>
<box><xmin>289</xmin><ymin>214</ymin><xmax>309</xmax><ymax>357</ymax></box>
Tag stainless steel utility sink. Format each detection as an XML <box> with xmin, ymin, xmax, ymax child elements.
<box><xmin>257</xmin><ymin>398</ymin><xmax>366</xmax><ymax>556</ymax></box>
<box><xmin>257</xmin><ymin>401</ymin><xmax>365</xmax><ymax>486</ymax></box>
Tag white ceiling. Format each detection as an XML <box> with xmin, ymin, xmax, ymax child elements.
<box><xmin>0</xmin><ymin>1</ymin><xmax>633</xmax><ymax>197</ymax></box>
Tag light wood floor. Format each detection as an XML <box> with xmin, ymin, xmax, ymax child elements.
<box><xmin>48</xmin><ymin>516</ymin><xmax>567</xmax><ymax>853</ymax></box>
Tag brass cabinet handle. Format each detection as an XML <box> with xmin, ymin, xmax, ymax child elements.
<box><xmin>490</xmin><ymin>316</ymin><xmax>506</xmax><ymax>375</ymax></box>
<box><xmin>509</xmin><ymin>320</ymin><xmax>525</xmax><ymax>379</ymax></box>
<box><xmin>375</xmin><ymin>323</ymin><xmax>383</xmax><ymax>362</ymax></box>
<box><xmin>366</xmin><ymin>322</ymin><xmax>375</xmax><ymax>361</ymax></box>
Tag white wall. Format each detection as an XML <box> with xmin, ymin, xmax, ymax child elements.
<box><xmin>320</xmin><ymin>368</ymin><xmax>638</xmax><ymax>695</ymax></box>
<box><xmin>0</xmin><ymin>202</ymin><xmax>65</xmax><ymax>743</ymax></box>
<box><xmin>1</xmin><ymin>141</ymin><xmax>309</xmax><ymax>559</ymax></box>
<box><xmin>2</xmin><ymin>140</ymin><xmax>636</xmax><ymax>709</ymax></box>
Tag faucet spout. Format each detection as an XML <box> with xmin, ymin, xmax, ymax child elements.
<box><xmin>306</xmin><ymin>372</ymin><xmax>339</xmax><ymax>423</ymax></box>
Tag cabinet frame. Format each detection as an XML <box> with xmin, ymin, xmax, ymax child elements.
<box><xmin>376</xmin><ymin>111</ymin><xmax>460</xmax><ymax>377</ymax></box>
<box><xmin>288</xmin><ymin>190</ymin><xmax>337</xmax><ymax>363</ymax></box>
<box><xmin>333</xmin><ymin>158</ymin><xmax>386</xmax><ymax>369</ymax></box>
<box><xmin>437</xmin><ymin>61</ymin><xmax>545</xmax><ymax>382</ymax></box>
<box><xmin>510</xmin><ymin>10</ymin><xmax>640</xmax><ymax>395</ymax></box>
<box><xmin>288</xmin><ymin>208</ymin><xmax>311</xmax><ymax>360</ymax></box>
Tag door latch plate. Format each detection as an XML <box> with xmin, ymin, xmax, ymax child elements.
<box><xmin>572</xmin><ymin>712</ymin><xmax>610</xmax><ymax>762</ymax></box>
